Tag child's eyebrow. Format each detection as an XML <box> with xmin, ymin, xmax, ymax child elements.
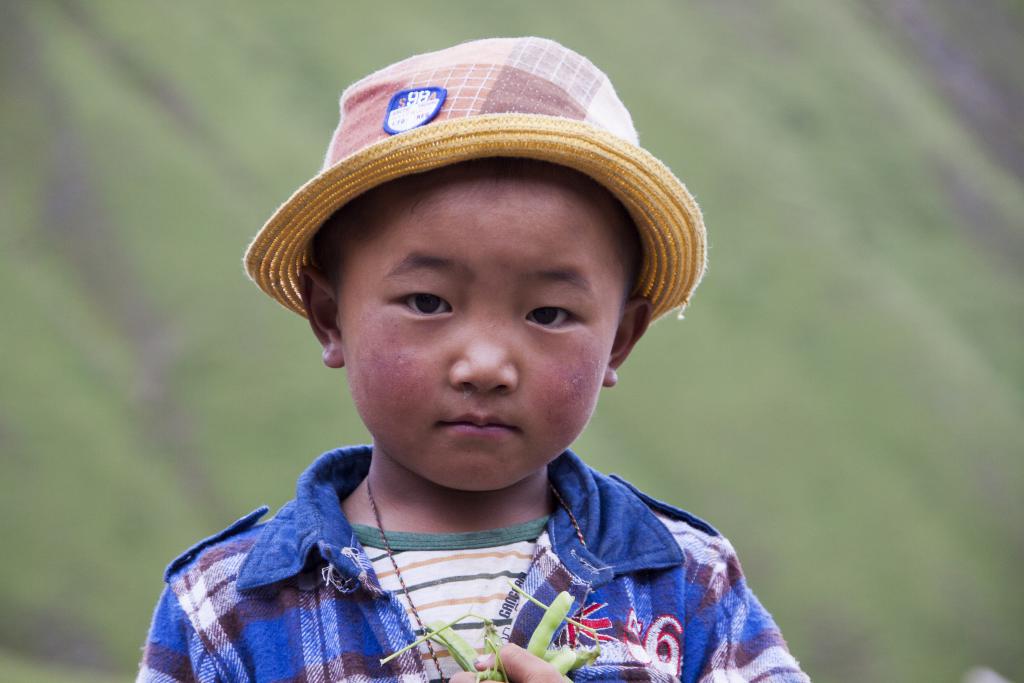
<box><xmin>386</xmin><ymin>254</ymin><xmax>593</xmax><ymax>293</ymax></box>
<box><xmin>386</xmin><ymin>253</ymin><xmax>464</xmax><ymax>279</ymax></box>
<box><xmin>527</xmin><ymin>268</ymin><xmax>593</xmax><ymax>294</ymax></box>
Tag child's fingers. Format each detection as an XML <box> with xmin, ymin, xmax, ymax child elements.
<box><xmin>493</xmin><ymin>643</ymin><xmax>566</xmax><ymax>683</ymax></box>
<box><xmin>448</xmin><ymin>664</ymin><xmax>503</xmax><ymax>683</ymax></box>
<box><xmin>447</xmin><ymin>655</ymin><xmax>498</xmax><ymax>683</ymax></box>
<box><xmin>451</xmin><ymin>644</ymin><xmax>565</xmax><ymax>683</ymax></box>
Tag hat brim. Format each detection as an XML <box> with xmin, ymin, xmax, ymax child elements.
<box><xmin>244</xmin><ymin>113</ymin><xmax>706</xmax><ymax>321</ymax></box>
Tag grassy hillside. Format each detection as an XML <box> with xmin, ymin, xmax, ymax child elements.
<box><xmin>2</xmin><ymin>1</ymin><xmax>1021</xmax><ymax>681</ymax></box>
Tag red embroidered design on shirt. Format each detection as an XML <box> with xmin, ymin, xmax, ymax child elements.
<box><xmin>563</xmin><ymin>602</ymin><xmax>616</xmax><ymax>647</ymax></box>
<box><xmin>623</xmin><ymin>609</ymin><xmax>683</xmax><ymax>676</ymax></box>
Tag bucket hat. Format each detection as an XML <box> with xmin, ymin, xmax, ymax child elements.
<box><xmin>244</xmin><ymin>36</ymin><xmax>706</xmax><ymax>320</ymax></box>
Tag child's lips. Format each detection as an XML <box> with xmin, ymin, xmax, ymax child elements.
<box><xmin>438</xmin><ymin>414</ymin><xmax>519</xmax><ymax>436</ymax></box>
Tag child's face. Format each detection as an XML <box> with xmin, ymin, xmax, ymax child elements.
<box><xmin>303</xmin><ymin>165</ymin><xmax>650</xmax><ymax>494</ymax></box>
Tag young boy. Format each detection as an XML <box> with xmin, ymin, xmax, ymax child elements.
<box><xmin>139</xmin><ymin>37</ymin><xmax>809</xmax><ymax>683</ymax></box>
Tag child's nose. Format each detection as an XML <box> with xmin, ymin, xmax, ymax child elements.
<box><xmin>448</xmin><ymin>338</ymin><xmax>518</xmax><ymax>395</ymax></box>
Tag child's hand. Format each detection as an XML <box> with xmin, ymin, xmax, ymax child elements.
<box><xmin>450</xmin><ymin>643</ymin><xmax>565</xmax><ymax>683</ymax></box>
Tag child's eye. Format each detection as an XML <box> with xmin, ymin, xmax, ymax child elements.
<box><xmin>406</xmin><ymin>293</ymin><xmax>451</xmax><ymax>315</ymax></box>
<box><xmin>527</xmin><ymin>307</ymin><xmax>569</xmax><ymax>327</ymax></box>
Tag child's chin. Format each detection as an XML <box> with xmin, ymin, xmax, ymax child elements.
<box><xmin>426</xmin><ymin>462</ymin><xmax>536</xmax><ymax>494</ymax></box>
<box><xmin>433</xmin><ymin>472</ymin><xmax>513</xmax><ymax>493</ymax></box>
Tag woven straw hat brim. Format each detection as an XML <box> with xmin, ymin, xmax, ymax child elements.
<box><xmin>244</xmin><ymin>113</ymin><xmax>706</xmax><ymax>321</ymax></box>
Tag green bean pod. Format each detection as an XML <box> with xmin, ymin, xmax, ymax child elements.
<box><xmin>547</xmin><ymin>648</ymin><xmax>578</xmax><ymax>674</ymax></box>
<box><xmin>526</xmin><ymin>591</ymin><xmax>575</xmax><ymax>657</ymax></box>
<box><xmin>568</xmin><ymin>646</ymin><xmax>599</xmax><ymax>670</ymax></box>
<box><xmin>545</xmin><ymin>646</ymin><xmax>599</xmax><ymax>672</ymax></box>
<box><xmin>427</xmin><ymin>621</ymin><xmax>478</xmax><ymax>672</ymax></box>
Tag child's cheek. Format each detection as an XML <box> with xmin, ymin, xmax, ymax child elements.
<box><xmin>346</xmin><ymin>325</ymin><xmax>429</xmax><ymax>426</ymax></box>
<box><xmin>537</xmin><ymin>353</ymin><xmax>604</xmax><ymax>437</ymax></box>
<box><xmin>355</xmin><ymin>348</ymin><xmax>415</xmax><ymax>403</ymax></box>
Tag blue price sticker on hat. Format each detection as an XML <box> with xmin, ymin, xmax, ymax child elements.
<box><xmin>383</xmin><ymin>87</ymin><xmax>447</xmax><ymax>135</ymax></box>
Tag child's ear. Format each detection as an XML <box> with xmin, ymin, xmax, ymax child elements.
<box><xmin>603</xmin><ymin>296</ymin><xmax>652</xmax><ymax>387</ymax></box>
<box><xmin>300</xmin><ymin>266</ymin><xmax>345</xmax><ymax>368</ymax></box>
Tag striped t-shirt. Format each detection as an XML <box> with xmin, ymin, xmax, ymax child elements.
<box><xmin>352</xmin><ymin>517</ymin><xmax>549</xmax><ymax>682</ymax></box>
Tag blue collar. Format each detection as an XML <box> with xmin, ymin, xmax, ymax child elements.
<box><xmin>236</xmin><ymin>445</ymin><xmax>698</xmax><ymax>593</ymax></box>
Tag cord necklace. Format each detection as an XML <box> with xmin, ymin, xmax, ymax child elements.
<box><xmin>365</xmin><ymin>478</ymin><xmax>586</xmax><ymax>682</ymax></box>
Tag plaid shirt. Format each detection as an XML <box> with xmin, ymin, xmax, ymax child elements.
<box><xmin>138</xmin><ymin>446</ymin><xmax>809</xmax><ymax>682</ymax></box>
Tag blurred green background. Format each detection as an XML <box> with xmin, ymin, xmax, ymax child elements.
<box><xmin>2</xmin><ymin>1</ymin><xmax>1022</xmax><ymax>681</ymax></box>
